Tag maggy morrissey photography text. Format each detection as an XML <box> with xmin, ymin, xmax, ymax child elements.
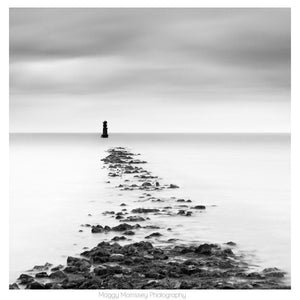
<box><xmin>98</xmin><ymin>291</ymin><xmax>187</xmax><ymax>299</ymax></box>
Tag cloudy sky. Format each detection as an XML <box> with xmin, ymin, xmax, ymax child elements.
<box><xmin>10</xmin><ymin>8</ymin><xmax>290</xmax><ymax>133</ymax></box>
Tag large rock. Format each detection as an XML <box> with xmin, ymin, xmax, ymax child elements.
<box><xmin>26</xmin><ymin>281</ymin><xmax>46</xmax><ymax>289</ymax></box>
<box><xmin>49</xmin><ymin>270</ymin><xmax>67</xmax><ymax>280</ymax></box>
<box><xmin>195</xmin><ymin>244</ymin><xmax>215</xmax><ymax>255</ymax></box>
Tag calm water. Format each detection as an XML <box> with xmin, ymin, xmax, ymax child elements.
<box><xmin>9</xmin><ymin>133</ymin><xmax>290</xmax><ymax>282</ymax></box>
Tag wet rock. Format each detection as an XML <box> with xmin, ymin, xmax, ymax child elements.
<box><xmin>110</xmin><ymin>254</ymin><xmax>125</xmax><ymax>261</ymax></box>
<box><xmin>9</xmin><ymin>283</ymin><xmax>19</xmax><ymax>289</ymax></box>
<box><xmin>145</xmin><ymin>232</ymin><xmax>163</xmax><ymax>239</ymax></box>
<box><xmin>176</xmin><ymin>199</ymin><xmax>186</xmax><ymax>202</ymax></box>
<box><xmin>143</xmin><ymin>225</ymin><xmax>160</xmax><ymax>229</ymax></box>
<box><xmin>191</xmin><ymin>205</ymin><xmax>206</xmax><ymax>210</ymax></box>
<box><xmin>112</xmin><ymin>223</ymin><xmax>137</xmax><ymax>231</ymax></box>
<box><xmin>112</xmin><ymin>236</ymin><xmax>127</xmax><ymax>241</ymax></box>
<box><xmin>91</xmin><ymin>225</ymin><xmax>104</xmax><ymax>233</ymax></box>
<box><xmin>121</xmin><ymin>215</ymin><xmax>146</xmax><ymax>222</ymax></box>
<box><xmin>49</xmin><ymin>270</ymin><xmax>67</xmax><ymax>280</ymax></box>
<box><xmin>169</xmin><ymin>184</ymin><xmax>179</xmax><ymax>188</ymax></box>
<box><xmin>263</xmin><ymin>268</ymin><xmax>285</xmax><ymax>278</ymax></box>
<box><xmin>103</xmin><ymin>211</ymin><xmax>115</xmax><ymax>215</ymax></box>
<box><xmin>225</xmin><ymin>241</ymin><xmax>237</xmax><ymax>246</ymax></box>
<box><xmin>132</xmin><ymin>208</ymin><xmax>160</xmax><ymax>213</ymax></box>
<box><xmin>18</xmin><ymin>274</ymin><xmax>34</xmax><ymax>285</ymax></box>
<box><xmin>123</xmin><ymin>230</ymin><xmax>135</xmax><ymax>236</ymax></box>
<box><xmin>26</xmin><ymin>281</ymin><xmax>46</xmax><ymax>289</ymax></box>
<box><xmin>94</xmin><ymin>265</ymin><xmax>108</xmax><ymax>276</ymax></box>
<box><xmin>51</xmin><ymin>264</ymin><xmax>64</xmax><ymax>271</ymax></box>
<box><xmin>35</xmin><ymin>271</ymin><xmax>48</xmax><ymax>278</ymax></box>
<box><xmin>29</xmin><ymin>262</ymin><xmax>53</xmax><ymax>271</ymax></box>
<box><xmin>195</xmin><ymin>244</ymin><xmax>215</xmax><ymax>255</ymax></box>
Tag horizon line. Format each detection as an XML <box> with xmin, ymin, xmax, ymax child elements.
<box><xmin>9</xmin><ymin>131</ymin><xmax>291</xmax><ymax>135</ymax></box>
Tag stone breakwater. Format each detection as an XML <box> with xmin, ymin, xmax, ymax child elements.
<box><xmin>10</xmin><ymin>147</ymin><xmax>290</xmax><ymax>289</ymax></box>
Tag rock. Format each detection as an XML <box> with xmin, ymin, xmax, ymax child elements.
<box><xmin>186</xmin><ymin>211</ymin><xmax>193</xmax><ymax>216</ymax></box>
<box><xmin>91</xmin><ymin>225</ymin><xmax>104</xmax><ymax>233</ymax></box>
<box><xmin>123</xmin><ymin>230</ymin><xmax>135</xmax><ymax>235</ymax></box>
<box><xmin>94</xmin><ymin>265</ymin><xmax>108</xmax><ymax>276</ymax></box>
<box><xmin>112</xmin><ymin>223</ymin><xmax>134</xmax><ymax>231</ymax></box>
<box><xmin>143</xmin><ymin>225</ymin><xmax>160</xmax><ymax>229</ymax></box>
<box><xmin>177</xmin><ymin>210</ymin><xmax>186</xmax><ymax>215</ymax></box>
<box><xmin>103</xmin><ymin>211</ymin><xmax>115</xmax><ymax>215</ymax></box>
<box><xmin>35</xmin><ymin>271</ymin><xmax>48</xmax><ymax>278</ymax></box>
<box><xmin>225</xmin><ymin>241</ymin><xmax>237</xmax><ymax>246</ymax></box>
<box><xmin>9</xmin><ymin>283</ymin><xmax>19</xmax><ymax>289</ymax></box>
<box><xmin>18</xmin><ymin>274</ymin><xmax>34</xmax><ymax>284</ymax></box>
<box><xmin>64</xmin><ymin>266</ymin><xmax>78</xmax><ymax>273</ymax></box>
<box><xmin>195</xmin><ymin>244</ymin><xmax>214</xmax><ymax>255</ymax></box>
<box><xmin>30</xmin><ymin>262</ymin><xmax>53</xmax><ymax>271</ymax></box>
<box><xmin>26</xmin><ymin>281</ymin><xmax>46</xmax><ymax>289</ymax></box>
<box><xmin>191</xmin><ymin>205</ymin><xmax>206</xmax><ymax>210</ymax></box>
<box><xmin>111</xmin><ymin>236</ymin><xmax>127</xmax><ymax>241</ymax></box>
<box><xmin>49</xmin><ymin>270</ymin><xmax>67</xmax><ymax>280</ymax></box>
<box><xmin>120</xmin><ymin>203</ymin><xmax>127</xmax><ymax>206</ymax></box>
<box><xmin>145</xmin><ymin>232</ymin><xmax>163</xmax><ymax>239</ymax></box>
<box><xmin>263</xmin><ymin>268</ymin><xmax>285</xmax><ymax>278</ymax></box>
<box><xmin>142</xmin><ymin>182</ymin><xmax>152</xmax><ymax>187</ymax></box>
<box><xmin>110</xmin><ymin>253</ymin><xmax>125</xmax><ymax>261</ymax></box>
<box><xmin>51</xmin><ymin>264</ymin><xmax>64</xmax><ymax>271</ymax></box>
<box><xmin>223</xmin><ymin>248</ymin><xmax>234</xmax><ymax>256</ymax></box>
<box><xmin>121</xmin><ymin>215</ymin><xmax>146</xmax><ymax>222</ymax></box>
<box><xmin>131</xmin><ymin>208</ymin><xmax>160</xmax><ymax>213</ymax></box>
<box><xmin>177</xmin><ymin>199</ymin><xmax>186</xmax><ymax>202</ymax></box>
<box><xmin>169</xmin><ymin>184</ymin><xmax>179</xmax><ymax>188</ymax></box>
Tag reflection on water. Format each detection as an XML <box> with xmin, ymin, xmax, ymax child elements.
<box><xmin>9</xmin><ymin>133</ymin><xmax>290</xmax><ymax>282</ymax></box>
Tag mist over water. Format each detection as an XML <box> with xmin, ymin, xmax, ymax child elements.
<box><xmin>9</xmin><ymin>133</ymin><xmax>290</xmax><ymax>282</ymax></box>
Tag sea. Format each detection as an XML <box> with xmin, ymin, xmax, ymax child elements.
<box><xmin>9</xmin><ymin>133</ymin><xmax>290</xmax><ymax>283</ymax></box>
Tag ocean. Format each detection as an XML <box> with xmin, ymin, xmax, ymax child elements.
<box><xmin>9</xmin><ymin>133</ymin><xmax>290</xmax><ymax>283</ymax></box>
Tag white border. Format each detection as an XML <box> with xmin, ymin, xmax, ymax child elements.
<box><xmin>1</xmin><ymin>1</ymin><xmax>298</xmax><ymax>299</ymax></box>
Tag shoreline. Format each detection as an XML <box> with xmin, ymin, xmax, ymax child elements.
<box><xmin>10</xmin><ymin>147</ymin><xmax>290</xmax><ymax>289</ymax></box>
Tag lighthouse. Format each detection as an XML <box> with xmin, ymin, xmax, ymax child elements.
<box><xmin>101</xmin><ymin>121</ymin><xmax>109</xmax><ymax>138</ymax></box>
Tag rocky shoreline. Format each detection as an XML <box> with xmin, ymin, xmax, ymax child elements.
<box><xmin>10</xmin><ymin>147</ymin><xmax>290</xmax><ymax>289</ymax></box>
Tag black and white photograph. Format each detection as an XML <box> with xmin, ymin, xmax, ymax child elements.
<box><xmin>6</xmin><ymin>4</ymin><xmax>294</xmax><ymax>294</ymax></box>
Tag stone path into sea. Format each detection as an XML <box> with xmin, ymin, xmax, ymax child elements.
<box><xmin>10</xmin><ymin>147</ymin><xmax>290</xmax><ymax>289</ymax></box>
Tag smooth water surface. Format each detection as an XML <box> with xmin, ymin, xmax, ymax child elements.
<box><xmin>9</xmin><ymin>133</ymin><xmax>290</xmax><ymax>282</ymax></box>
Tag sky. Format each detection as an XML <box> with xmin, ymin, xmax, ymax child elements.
<box><xmin>9</xmin><ymin>8</ymin><xmax>290</xmax><ymax>133</ymax></box>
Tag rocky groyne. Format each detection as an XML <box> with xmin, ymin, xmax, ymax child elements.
<box><xmin>10</xmin><ymin>147</ymin><xmax>290</xmax><ymax>289</ymax></box>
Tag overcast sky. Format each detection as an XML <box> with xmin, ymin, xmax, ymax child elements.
<box><xmin>10</xmin><ymin>8</ymin><xmax>290</xmax><ymax>133</ymax></box>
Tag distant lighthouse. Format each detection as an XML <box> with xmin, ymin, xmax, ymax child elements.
<box><xmin>101</xmin><ymin>121</ymin><xmax>109</xmax><ymax>138</ymax></box>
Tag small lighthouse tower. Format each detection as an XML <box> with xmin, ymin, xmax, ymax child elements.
<box><xmin>101</xmin><ymin>121</ymin><xmax>109</xmax><ymax>138</ymax></box>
